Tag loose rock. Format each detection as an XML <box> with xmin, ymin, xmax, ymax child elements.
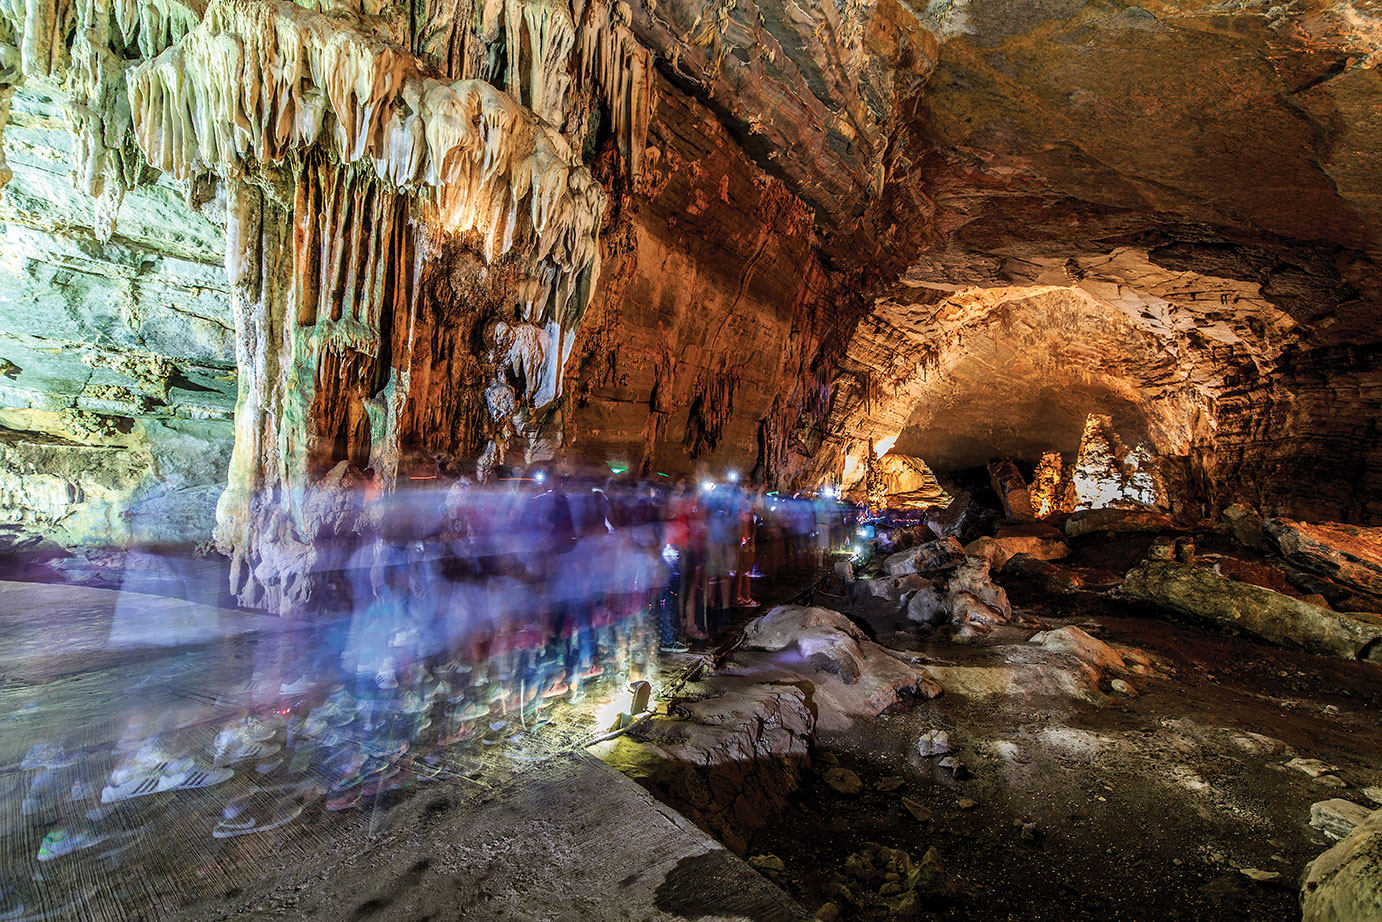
<box><xmin>1311</xmin><ymin>799</ymin><xmax>1373</xmax><ymax>840</ymax></box>
<box><xmin>916</xmin><ymin>729</ymin><xmax>953</xmax><ymax>757</ymax></box>
<box><xmin>1241</xmin><ymin>868</ymin><xmax>1281</xmax><ymax>883</ymax></box>
<box><xmin>824</xmin><ymin>766</ymin><xmax>863</xmax><ymax>795</ymax></box>
<box><xmin>1110</xmin><ymin>678</ymin><xmax>1138</xmax><ymax>697</ymax></box>
<box><xmin>902</xmin><ymin>797</ymin><xmax>932</xmax><ymax>823</ymax></box>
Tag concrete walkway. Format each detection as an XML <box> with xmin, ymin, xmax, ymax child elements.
<box><xmin>0</xmin><ymin>579</ymin><xmax>805</xmax><ymax>922</ymax></box>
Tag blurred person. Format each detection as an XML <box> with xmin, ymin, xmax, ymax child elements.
<box><xmin>732</xmin><ymin>488</ymin><xmax>761</xmax><ymax>608</ymax></box>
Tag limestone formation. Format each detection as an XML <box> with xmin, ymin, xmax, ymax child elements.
<box><xmin>736</xmin><ymin>605</ymin><xmax>942</xmax><ymax>731</ymax></box>
<box><xmin>1065</xmin><ymin>508</ymin><xmax>1181</xmax><ymax>539</ymax></box>
<box><xmin>1302</xmin><ymin>805</ymin><xmax>1382</xmax><ymax>922</ymax></box>
<box><xmin>1313</xmin><ymin>799</ymin><xmax>1375</xmax><ymax>842</ymax></box>
<box><xmin>1122</xmin><ymin>557</ymin><xmax>1382</xmax><ymax>662</ymax></box>
<box><xmin>987</xmin><ymin>457</ymin><xmax>1034</xmax><ymax>520</ymax></box>
<box><xmin>1030</xmin><ymin>451</ymin><xmax>1076</xmax><ymax>519</ymax></box>
<box><xmin>964</xmin><ymin>521</ymin><xmax>1069</xmax><ymax>571</ymax></box>
<box><xmin>845</xmin><ymin>453</ymin><xmax>950</xmax><ymax>511</ymax></box>
<box><xmin>1266</xmin><ymin>518</ymin><xmax>1382</xmax><ymax>600</ymax></box>
<box><xmin>943</xmin><ymin>555</ymin><xmax>1011</xmax><ymax>639</ymax></box>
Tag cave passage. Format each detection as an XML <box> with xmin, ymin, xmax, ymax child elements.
<box><xmin>2</xmin><ymin>0</ymin><xmax>1382</xmax><ymax>919</ymax></box>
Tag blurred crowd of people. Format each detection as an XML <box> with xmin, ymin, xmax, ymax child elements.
<box><xmin>7</xmin><ymin>473</ymin><xmax>851</xmax><ymax>880</ymax></box>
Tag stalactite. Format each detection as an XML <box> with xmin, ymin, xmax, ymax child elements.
<box><xmin>575</xmin><ymin>0</ymin><xmax>651</xmax><ymax>178</ymax></box>
<box><xmin>683</xmin><ymin>358</ymin><xmax>740</xmax><ymax>460</ymax></box>
<box><xmin>126</xmin><ymin>0</ymin><xmax>604</xmax><ymax>306</ymax></box>
<box><xmin>503</xmin><ymin>0</ymin><xmax>572</xmax><ymax>125</ymax></box>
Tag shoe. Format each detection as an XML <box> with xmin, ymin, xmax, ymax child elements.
<box><xmin>101</xmin><ymin>750</ymin><xmax>183</xmax><ymax>803</ymax></box>
<box><xmin>154</xmin><ymin>762</ymin><xmax>234</xmax><ymax>793</ymax></box>
<box><xmin>278</xmin><ymin>676</ymin><xmax>315</xmax><ymax>697</ymax></box>
<box><xmin>213</xmin><ymin>785</ymin><xmax>311</xmax><ymax>838</ymax></box>
<box><xmin>37</xmin><ymin>828</ymin><xmax>105</xmax><ymax>862</ymax></box>
<box><xmin>237</xmin><ymin>715</ymin><xmax>280</xmax><ymax>742</ymax></box>
<box><xmin>21</xmin><ymin>744</ymin><xmax>76</xmax><ymax>770</ymax></box>
<box><xmin>660</xmin><ymin>641</ymin><xmax>691</xmax><ymax>654</ymax></box>
<box><xmin>324</xmin><ymin>788</ymin><xmax>360</xmax><ymax>812</ymax></box>
<box><xmin>213</xmin><ymin>727</ymin><xmax>282</xmax><ymax>767</ymax></box>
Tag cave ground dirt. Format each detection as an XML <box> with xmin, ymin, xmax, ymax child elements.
<box><xmin>741</xmin><ymin>541</ymin><xmax>1382</xmax><ymax>922</ymax></box>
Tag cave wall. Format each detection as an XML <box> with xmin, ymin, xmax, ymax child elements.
<box><xmin>562</xmin><ymin>72</ymin><xmax>827</xmax><ymax>483</ymax></box>
<box><xmin>0</xmin><ymin>86</ymin><xmax>236</xmax><ymax>551</ymax></box>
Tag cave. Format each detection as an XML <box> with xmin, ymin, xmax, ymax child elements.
<box><xmin>1</xmin><ymin>0</ymin><xmax>1381</xmax><ymax>919</ymax></box>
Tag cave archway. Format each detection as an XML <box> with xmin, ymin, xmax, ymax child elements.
<box><xmin>810</xmin><ymin>247</ymin><xmax>1305</xmax><ymax>516</ymax></box>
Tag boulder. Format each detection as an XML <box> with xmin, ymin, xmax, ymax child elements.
<box><xmin>947</xmin><ymin>557</ymin><xmax>1012</xmax><ymax>621</ymax></box>
<box><xmin>854</xmin><ymin>577</ymin><xmax>904</xmax><ymax>603</ymax></box>
<box><xmin>1313</xmin><ymin>799</ymin><xmax>1375</xmax><ymax>841</ymax></box>
<box><xmin>924</xmin><ymin>491</ymin><xmax>986</xmax><ymax>542</ymax></box>
<box><xmin>1065</xmin><ymin>507</ymin><xmax>1179</xmax><ymax>538</ymax></box>
<box><xmin>988</xmin><ymin>458</ymin><xmax>1036</xmax><ymax>520</ymax></box>
<box><xmin>916</xmin><ymin>729</ymin><xmax>953</xmax><ymax>757</ymax></box>
<box><xmin>1302</xmin><ymin>805</ymin><xmax>1382</xmax><ymax>922</ymax></box>
<box><xmin>738</xmin><ymin>606</ymin><xmax>942</xmax><ymax>732</ymax></box>
<box><xmin>906</xmin><ymin>583</ymin><xmax>945</xmax><ymax>625</ymax></box>
<box><xmin>1029</xmin><ymin>626</ymin><xmax>1150</xmax><ymax>675</ymax></box>
<box><xmin>1121</xmin><ymin>558</ymin><xmax>1382</xmax><ymax>661</ymax></box>
<box><xmin>1266</xmin><ymin>518</ymin><xmax>1382</xmax><ymax>599</ymax></box>
<box><xmin>943</xmin><ymin>557</ymin><xmax>1012</xmax><ymax>637</ymax></box>
<box><xmin>834</xmin><ymin>559</ymin><xmax>856</xmax><ymax>584</ymax></box>
<box><xmin>965</xmin><ymin>521</ymin><xmax>1069</xmax><ymax>570</ymax></box>
<box><xmin>911</xmin><ymin>537</ymin><xmax>967</xmax><ymax>574</ymax></box>
<box><xmin>882</xmin><ymin>547</ymin><xmax>918</xmax><ymax>577</ymax></box>
<box><xmin>1002</xmin><ymin>553</ymin><xmax>1118</xmax><ymax>594</ymax></box>
<box><xmin>1222</xmin><ymin>502</ymin><xmax>1268</xmax><ymax>550</ymax></box>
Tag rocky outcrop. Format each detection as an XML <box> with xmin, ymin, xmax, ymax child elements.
<box><xmin>736</xmin><ymin>605</ymin><xmax>942</xmax><ymax>731</ymax></box>
<box><xmin>599</xmin><ymin>676</ymin><xmax>814</xmax><ymax>856</ymax></box>
<box><xmin>1312</xmin><ymin>800</ymin><xmax>1375</xmax><ymax>842</ymax></box>
<box><xmin>1302</xmin><ymin>805</ymin><xmax>1382</xmax><ymax>922</ymax></box>
<box><xmin>1266</xmin><ymin>519</ymin><xmax>1382</xmax><ymax>600</ymax></box>
<box><xmin>845</xmin><ymin>454</ymin><xmax>950</xmax><ymax>511</ymax></box>
<box><xmin>883</xmin><ymin>536</ymin><xmax>965</xmax><ymax>578</ymax></box>
<box><xmin>0</xmin><ymin>89</ymin><xmax>235</xmax><ymax>551</ymax></box>
<box><xmin>927</xmin><ymin>624</ymin><xmax>1158</xmax><ymax>705</ymax></box>
<box><xmin>987</xmin><ymin>458</ymin><xmax>1034</xmax><ymax>520</ymax></box>
<box><xmin>599</xmin><ymin>604</ymin><xmax>940</xmax><ymax>852</ymax></box>
<box><xmin>943</xmin><ymin>556</ymin><xmax>1011</xmax><ymax>640</ymax></box>
<box><xmin>964</xmin><ymin>521</ymin><xmax>1069</xmax><ymax>570</ymax></box>
<box><xmin>1122</xmin><ymin>558</ymin><xmax>1382</xmax><ymax>662</ymax></box>
<box><xmin>1065</xmin><ymin>508</ymin><xmax>1180</xmax><ymax>539</ymax></box>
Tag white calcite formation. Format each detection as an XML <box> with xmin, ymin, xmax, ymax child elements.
<box><xmin>1072</xmin><ymin>413</ymin><xmax>1166</xmax><ymax>511</ymax></box>
<box><xmin>107</xmin><ymin>0</ymin><xmax>650</xmax><ymax>610</ymax></box>
<box><xmin>125</xmin><ymin>0</ymin><xmax>604</xmax><ymax>286</ymax></box>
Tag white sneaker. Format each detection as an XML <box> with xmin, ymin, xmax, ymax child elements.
<box><xmin>212</xmin><ymin>728</ymin><xmax>282</xmax><ymax>767</ymax></box>
<box><xmin>155</xmin><ymin>763</ymin><xmax>233</xmax><ymax>793</ymax></box>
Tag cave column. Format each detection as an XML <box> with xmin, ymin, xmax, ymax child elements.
<box><xmin>215</xmin><ymin>176</ymin><xmax>295</xmax><ymax>607</ymax></box>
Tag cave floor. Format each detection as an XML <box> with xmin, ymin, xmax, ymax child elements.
<box><xmin>0</xmin><ymin>579</ymin><xmax>806</xmax><ymax>922</ymax></box>
<box><xmin>744</xmin><ymin>585</ymin><xmax>1382</xmax><ymax>922</ymax></box>
<box><xmin>3</xmin><ymin>562</ymin><xmax>1381</xmax><ymax>921</ymax></box>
